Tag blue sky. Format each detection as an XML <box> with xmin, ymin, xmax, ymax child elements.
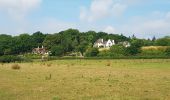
<box><xmin>0</xmin><ymin>0</ymin><xmax>170</xmax><ymax>38</ymax></box>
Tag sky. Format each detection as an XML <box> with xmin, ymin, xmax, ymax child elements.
<box><xmin>0</xmin><ymin>0</ymin><xmax>170</xmax><ymax>38</ymax></box>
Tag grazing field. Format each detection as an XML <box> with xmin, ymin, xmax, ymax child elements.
<box><xmin>0</xmin><ymin>59</ymin><xmax>170</xmax><ymax>100</ymax></box>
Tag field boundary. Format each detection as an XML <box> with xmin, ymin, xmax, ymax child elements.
<box><xmin>48</xmin><ymin>56</ymin><xmax>170</xmax><ymax>60</ymax></box>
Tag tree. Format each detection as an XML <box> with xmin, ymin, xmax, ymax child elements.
<box><xmin>85</xmin><ymin>31</ymin><xmax>97</xmax><ymax>43</ymax></box>
<box><xmin>152</xmin><ymin>36</ymin><xmax>156</xmax><ymax>41</ymax></box>
<box><xmin>60</xmin><ymin>29</ymin><xmax>80</xmax><ymax>52</ymax></box>
<box><xmin>110</xmin><ymin>45</ymin><xmax>126</xmax><ymax>56</ymax></box>
<box><xmin>155</xmin><ymin>38</ymin><xmax>170</xmax><ymax>46</ymax></box>
<box><xmin>50</xmin><ymin>45</ymin><xmax>64</xmax><ymax>56</ymax></box>
<box><xmin>142</xmin><ymin>39</ymin><xmax>154</xmax><ymax>46</ymax></box>
<box><xmin>126</xmin><ymin>39</ymin><xmax>144</xmax><ymax>55</ymax></box>
<box><xmin>43</xmin><ymin>34</ymin><xmax>61</xmax><ymax>49</ymax></box>
<box><xmin>0</xmin><ymin>34</ymin><xmax>14</xmax><ymax>55</ymax></box>
<box><xmin>0</xmin><ymin>47</ymin><xmax>3</xmax><ymax>56</ymax></box>
<box><xmin>4</xmin><ymin>48</ymin><xmax>12</xmax><ymax>55</ymax></box>
<box><xmin>132</xmin><ymin>34</ymin><xmax>136</xmax><ymax>39</ymax></box>
<box><xmin>32</xmin><ymin>31</ymin><xmax>46</xmax><ymax>46</ymax></box>
<box><xmin>13</xmin><ymin>34</ymin><xmax>35</xmax><ymax>54</ymax></box>
<box><xmin>85</xmin><ymin>48</ymin><xmax>99</xmax><ymax>57</ymax></box>
<box><xmin>76</xmin><ymin>45</ymin><xmax>87</xmax><ymax>56</ymax></box>
<box><xmin>165</xmin><ymin>47</ymin><xmax>170</xmax><ymax>56</ymax></box>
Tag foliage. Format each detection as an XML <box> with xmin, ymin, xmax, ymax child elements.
<box><xmin>32</xmin><ymin>31</ymin><xmax>47</xmax><ymax>46</ymax></box>
<box><xmin>85</xmin><ymin>48</ymin><xmax>99</xmax><ymax>57</ymax></box>
<box><xmin>110</xmin><ymin>45</ymin><xmax>126</xmax><ymax>57</ymax></box>
<box><xmin>155</xmin><ymin>37</ymin><xmax>170</xmax><ymax>46</ymax></box>
<box><xmin>141</xmin><ymin>46</ymin><xmax>167</xmax><ymax>56</ymax></box>
<box><xmin>141</xmin><ymin>49</ymin><xmax>165</xmax><ymax>56</ymax></box>
<box><xmin>98</xmin><ymin>50</ymin><xmax>111</xmax><ymax>57</ymax></box>
<box><xmin>50</xmin><ymin>45</ymin><xmax>64</xmax><ymax>56</ymax></box>
<box><xmin>0</xmin><ymin>55</ymin><xmax>23</xmax><ymax>63</ymax></box>
<box><xmin>125</xmin><ymin>39</ymin><xmax>144</xmax><ymax>55</ymax></box>
<box><xmin>0</xmin><ymin>29</ymin><xmax>170</xmax><ymax>58</ymax></box>
<box><xmin>24</xmin><ymin>54</ymin><xmax>42</xmax><ymax>59</ymax></box>
<box><xmin>43</xmin><ymin>34</ymin><xmax>61</xmax><ymax>49</ymax></box>
<box><xmin>165</xmin><ymin>47</ymin><xmax>170</xmax><ymax>56</ymax></box>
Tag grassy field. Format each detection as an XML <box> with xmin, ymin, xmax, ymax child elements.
<box><xmin>0</xmin><ymin>59</ymin><xmax>170</xmax><ymax>100</ymax></box>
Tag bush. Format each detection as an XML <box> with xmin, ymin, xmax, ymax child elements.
<box><xmin>126</xmin><ymin>39</ymin><xmax>144</xmax><ymax>55</ymax></box>
<box><xmin>24</xmin><ymin>54</ymin><xmax>42</xmax><ymax>59</ymax></box>
<box><xmin>126</xmin><ymin>46</ymin><xmax>141</xmax><ymax>56</ymax></box>
<box><xmin>50</xmin><ymin>45</ymin><xmax>64</xmax><ymax>56</ymax></box>
<box><xmin>140</xmin><ymin>46</ymin><xmax>168</xmax><ymax>56</ymax></box>
<box><xmin>155</xmin><ymin>38</ymin><xmax>170</xmax><ymax>46</ymax></box>
<box><xmin>110</xmin><ymin>45</ymin><xmax>126</xmax><ymax>57</ymax></box>
<box><xmin>85</xmin><ymin>48</ymin><xmax>99</xmax><ymax>57</ymax></box>
<box><xmin>140</xmin><ymin>49</ymin><xmax>165</xmax><ymax>56</ymax></box>
<box><xmin>98</xmin><ymin>50</ymin><xmax>111</xmax><ymax>57</ymax></box>
<box><xmin>165</xmin><ymin>47</ymin><xmax>170</xmax><ymax>56</ymax></box>
<box><xmin>11</xmin><ymin>64</ymin><xmax>21</xmax><ymax>70</ymax></box>
<box><xmin>0</xmin><ymin>55</ymin><xmax>23</xmax><ymax>63</ymax></box>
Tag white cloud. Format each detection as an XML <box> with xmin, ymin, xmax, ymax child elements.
<box><xmin>0</xmin><ymin>0</ymin><xmax>41</xmax><ymax>20</ymax></box>
<box><xmin>119</xmin><ymin>11</ymin><xmax>170</xmax><ymax>38</ymax></box>
<box><xmin>103</xmin><ymin>26</ymin><xmax>116</xmax><ymax>34</ymax></box>
<box><xmin>80</xmin><ymin>0</ymin><xmax>127</xmax><ymax>22</ymax></box>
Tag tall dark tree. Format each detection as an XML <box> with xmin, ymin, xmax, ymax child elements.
<box><xmin>32</xmin><ymin>31</ymin><xmax>46</xmax><ymax>47</ymax></box>
<box><xmin>13</xmin><ymin>34</ymin><xmax>35</xmax><ymax>54</ymax></box>
<box><xmin>152</xmin><ymin>36</ymin><xmax>156</xmax><ymax>41</ymax></box>
<box><xmin>43</xmin><ymin>34</ymin><xmax>61</xmax><ymax>49</ymax></box>
<box><xmin>126</xmin><ymin>39</ymin><xmax>144</xmax><ymax>55</ymax></box>
<box><xmin>0</xmin><ymin>34</ymin><xmax>14</xmax><ymax>55</ymax></box>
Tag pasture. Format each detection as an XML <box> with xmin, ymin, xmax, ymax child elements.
<box><xmin>0</xmin><ymin>59</ymin><xmax>170</xmax><ymax>100</ymax></box>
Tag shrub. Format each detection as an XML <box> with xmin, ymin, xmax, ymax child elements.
<box><xmin>165</xmin><ymin>47</ymin><xmax>170</xmax><ymax>56</ymax></box>
<box><xmin>155</xmin><ymin>38</ymin><xmax>170</xmax><ymax>46</ymax></box>
<box><xmin>85</xmin><ymin>48</ymin><xmax>99</xmax><ymax>57</ymax></box>
<box><xmin>140</xmin><ymin>46</ymin><xmax>168</xmax><ymax>56</ymax></box>
<box><xmin>98</xmin><ymin>50</ymin><xmax>111</xmax><ymax>57</ymax></box>
<box><xmin>110</xmin><ymin>45</ymin><xmax>126</xmax><ymax>57</ymax></box>
<box><xmin>126</xmin><ymin>46</ymin><xmax>141</xmax><ymax>56</ymax></box>
<box><xmin>126</xmin><ymin>39</ymin><xmax>144</xmax><ymax>55</ymax></box>
<box><xmin>0</xmin><ymin>55</ymin><xmax>23</xmax><ymax>63</ymax></box>
<box><xmin>141</xmin><ymin>49</ymin><xmax>165</xmax><ymax>56</ymax></box>
<box><xmin>24</xmin><ymin>54</ymin><xmax>41</xmax><ymax>59</ymax></box>
<box><xmin>11</xmin><ymin>64</ymin><xmax>21</xmax><ymax>70</ymax></box>
<box><xmin>50</xmin><ymin>45</ymin><xmax>64</xmax><ymax>56</ymax></box>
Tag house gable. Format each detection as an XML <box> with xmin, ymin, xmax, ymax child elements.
<box><xmin>94</xmin><ymin>39</ymin><xmax>115</xmax><ymax>48</ymax></box>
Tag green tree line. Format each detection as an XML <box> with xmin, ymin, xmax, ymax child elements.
<box><xmin>0</xmin><ymin>29</ymin><xmax>170</xmax><ymax>57</ymax></box>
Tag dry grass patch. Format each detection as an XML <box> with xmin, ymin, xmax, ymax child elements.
<box><xmin>11</xmin><ymin>64</ymin><xmax>20</xmax><ymax>70</ymax></box>
<box><xmin>47</xmin><ymin>63</ymin><xmax>52</xmax><ymax>67</ymax></box>
<box><xmin>106</xmin><ymin>61</ymin><xmax>111</xmax><ymax>66</ymax></box>
<box><xmin>0</xmin><ymin>59</ymin><xmax>170</xmax><ymax>100</ymax></box>
<box><xmin>142</xmin><ymin>46</ymin><xmax>169</xmax><ymax>50</ymax></box>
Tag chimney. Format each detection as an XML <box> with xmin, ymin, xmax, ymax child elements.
<box><xmin>112</xmin><ymin>40</ymin><xmax>115</xmax><ymax>45</ymax></box>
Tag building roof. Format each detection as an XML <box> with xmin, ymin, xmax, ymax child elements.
<box><xmin>95</xmin><ymin>39</ymin><xmax>103</xmax><ymax>44</ymax></box>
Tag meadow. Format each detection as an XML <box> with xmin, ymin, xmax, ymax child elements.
<box><xmin>0</xmin><ymin>59</ymin><xmax>170</xmax><ymax>100</ymax></box>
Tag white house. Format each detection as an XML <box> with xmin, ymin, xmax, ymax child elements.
<box><xmin>93</xmin><ymin>39</ymin><xmax>115</xmax><ymax>48</ymax></box>
<box><xmin>104</xmin><ymin>39</ymin><xmax>115</xmax><ymax>48</ymax></box>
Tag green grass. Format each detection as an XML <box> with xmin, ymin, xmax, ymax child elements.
<box><xmin>0</xmin><ymin>59</ymin><xmax>170</xmax><ymax>100</ymax></box>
